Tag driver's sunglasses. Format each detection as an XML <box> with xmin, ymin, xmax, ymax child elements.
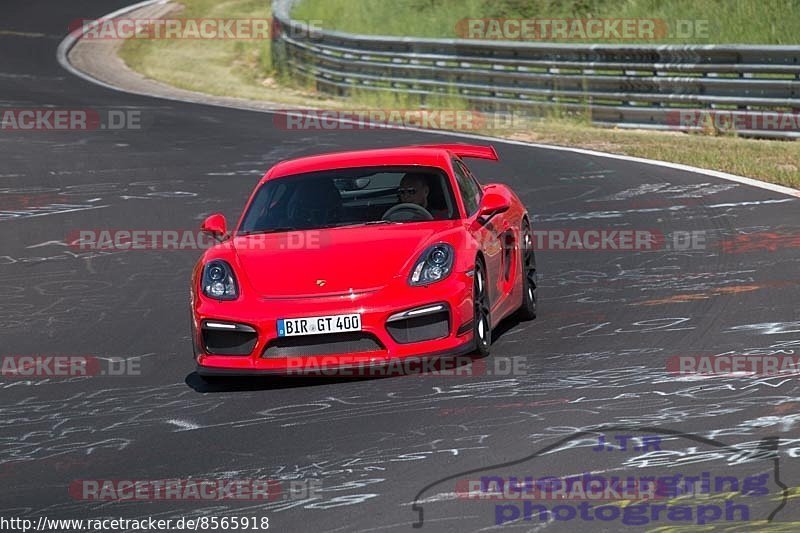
<box><xmin>398</xmin><ymin>187</ymin><xmax>417</xmax><ymax>196</ymax></box>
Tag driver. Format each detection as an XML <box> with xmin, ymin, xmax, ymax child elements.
<box><xmin>397</xmin><ymin>173</ymin><xmax>449</xmax><ymax>219</ymax></box>
<box><xmin>397</xmin><ymin>172</ymin><xmax>431</xmax><ymax>209</ymax></box>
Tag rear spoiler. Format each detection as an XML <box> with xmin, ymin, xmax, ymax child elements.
<box><xmin>416</xmin><ymin>143</ymin><xmax>499</xmax><ymax>161</ymax></box>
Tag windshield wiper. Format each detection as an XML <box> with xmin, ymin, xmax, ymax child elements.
<box><xmin>311</xmin><ymin>220</ymin><xmax>401</xmax><ymax>229</ymax></box>
<box><xmin>238</xmin><ymin>227</ymin><xmax>299</xmax><ymax>236</ymax></box>
<box><xmin>241</xmin><ymin>221</ymin><xmax>401</xmax><ymax>234</ymax></box>
<box><xmin>331</xmin><ymin>220</ymin><xmax>404</xmax><ymax>229</ymax></box>
<box><xmin>360</xmin><ymin>220</ymin><xmax>403</xmax><ymax>226</ymax></box>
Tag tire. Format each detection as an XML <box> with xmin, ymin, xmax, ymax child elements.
<box><xmin>517</xmin><ymin>220</ymin><xmax>537</xmax><ymax>320</ymax></box>
<box><xmin>473</xmin><ymin>258</ymin><xmax>491</xmax><ymax>357</ymax></box>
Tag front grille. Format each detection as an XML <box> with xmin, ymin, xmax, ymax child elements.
<box><xmin>386</xmin><ymin>310</ymin><xmax>450</xmax><ymax>344</ymax></box>
<box><xmin>262</xmin><ymin>332</ymin><xmax>384</xmax><ymax>358</ymax></box>
<box><xmin>203</xmin><ymin>329</ymin><xmax>258</xmax><ymax>356</ymax></box>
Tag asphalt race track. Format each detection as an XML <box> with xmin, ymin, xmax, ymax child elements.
<box><xmin>2</xmin><ymin>1</ymin><xmax>800</xmax><ymax>531</ymax></box>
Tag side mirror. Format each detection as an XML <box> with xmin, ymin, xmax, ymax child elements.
<box><xmin>478</xmin><ymin>193</ymin><xmax>511</xmax><ymax>219</ymax></box>
<box><xmin>201</xmin><ymin>213</ymin><xmax>227</xmax><ymax>240</ymax></box>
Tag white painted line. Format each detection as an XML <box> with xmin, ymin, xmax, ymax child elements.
<box><xmin>57</xmin><ymin>1</ymin><xmax>800</xmax><ymax>200</ymax></box>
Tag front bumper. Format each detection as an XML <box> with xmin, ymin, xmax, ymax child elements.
<box><xmin>192</xmin><ymin>270</ymin><xmax>476</xmax><ymax>375</ymax></box>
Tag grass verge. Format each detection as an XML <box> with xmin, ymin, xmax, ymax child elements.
<box><xmin>498</xmin><ymin>119</ymin><xmax>800</xmax><ymax>188</ymax></box>
<box><xmin>118</xmin><ymin>0</ymin><xmax>799</xmax><ymax>188</ymax></box>
<box><xmin>118</xmin><ymin>0</ymin><xmax>336</xmax><ymax>106</ymax></box>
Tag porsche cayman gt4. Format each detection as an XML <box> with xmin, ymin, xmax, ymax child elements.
<box><xmin>191</xmin><ymin>144</ymin><xmax>537</xmax><ymax>375</ymax></box>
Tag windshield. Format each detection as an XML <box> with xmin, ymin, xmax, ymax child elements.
<box><xmin>238</xmin><ymin>166</ymin><xmax>458</xmax><ymax>233</ymax></box>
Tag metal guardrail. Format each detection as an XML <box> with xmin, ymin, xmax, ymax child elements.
<box><xmin>272</xmin><ymin>0</ymin><xmax>800</xmax><ymax>138</ymax></box>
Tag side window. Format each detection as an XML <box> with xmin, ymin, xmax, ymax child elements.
<box><xmin>462</xmin><ymin>163</ymin><xmax>485</xmax><ymax>202</ymax></box>
<box><xmin>452</xmin><ymin>159</ymin><xmax>481</xmax><ymax>217</ymax></box>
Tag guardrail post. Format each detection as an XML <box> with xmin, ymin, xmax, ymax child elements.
<box><xmin>270</xmin><ymin>0</ymin><xmax>288</xmax><ymax>77</ymax></box>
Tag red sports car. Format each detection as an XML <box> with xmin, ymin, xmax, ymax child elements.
<box><xmin>191</xmin><ymin>144</ymin><xmax>537</xmax><ymax>376</ymax></box>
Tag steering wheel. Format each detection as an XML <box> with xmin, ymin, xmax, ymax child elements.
<box><xmin>382</xmin><ymin>203</ymin><xmax>434</xmax><ymax>222</ymax></box>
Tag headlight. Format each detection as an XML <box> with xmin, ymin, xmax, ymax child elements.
<box><xmin>409</xmin><ymin>244</ymin><xmax>454</xmax><ymax>286</ymax></box>
<box><xmin>202</xmin><ymin>260</ymin><xmax>239</xmax><ymax>300</ymax></box>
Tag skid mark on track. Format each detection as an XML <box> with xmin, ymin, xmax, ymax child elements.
<box><xmin>720</xmin><ymin>231</ymin><xmax>800</xmax><ymax>253</ymax></box>
<box><xmin>633</xmin><ymin>283</ymin><xmax>784</xmax><ymax>306</ymax></box>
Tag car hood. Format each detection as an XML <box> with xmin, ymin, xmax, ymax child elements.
<box><xmin>232</xmin><ymin>221</ymin><xmax>461</xmax><ymax>298</ymax></box>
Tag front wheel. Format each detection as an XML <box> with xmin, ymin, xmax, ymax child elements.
<box><xmin>473</xmin><ymin>259</ymin><xmax>491</xmax><ymax>357</ymax></box>
<box><xmin>517</xmin><ymin>221</ymin><xmax>537</xmax><ymax>320</ymax></box>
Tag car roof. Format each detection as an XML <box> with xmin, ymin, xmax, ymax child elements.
<box><xmin>264</xmin><ymin>146</ymin><xmax>455</xmax><ymax>181</ymax></box>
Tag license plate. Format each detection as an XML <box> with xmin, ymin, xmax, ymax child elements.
<box><xmin>277</xmin><ymin>313</ymin><xmax>362</xmax><ymax>337</ymax></box>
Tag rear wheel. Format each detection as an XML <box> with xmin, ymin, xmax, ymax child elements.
<box><xmin>473</xmin><ymin>259</ymin><xmax>491</xmax><ymax>357</ymax></box>
<box><xmin>517</xmin><ymin>221</ymin><xmax>537</xmax><ymax>320</ymax></box>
